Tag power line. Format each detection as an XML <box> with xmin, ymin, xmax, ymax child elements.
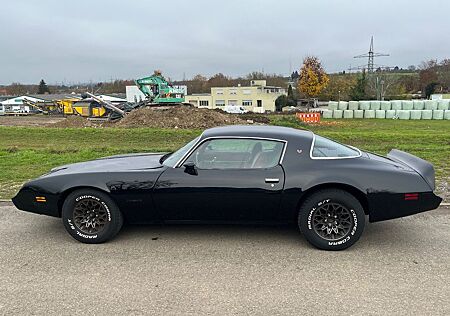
<box><xmin>352</xmin><ymin>36</ymin><xmax>389</xmax><ymax>73</ymax></box>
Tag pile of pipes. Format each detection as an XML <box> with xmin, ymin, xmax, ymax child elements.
<box><xmin>323</xmin><ymin>100</ymin><xmax>450</xmax><ymax>120</ymax></box>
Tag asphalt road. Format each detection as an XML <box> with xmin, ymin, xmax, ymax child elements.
<box><xmin>0</xmin><ymin>203</ymin><xmax>449</xmax><ymax>315</ymax></box>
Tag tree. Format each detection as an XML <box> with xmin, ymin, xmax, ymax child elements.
<box><xmin>424</xmin><ymin>82</ymin><xmax>438</xmax><ymax>99</ymax></box>
<box><xmin>208</xmin><ymin>73</ymin><xmax>230</xmax><ymax>87</ymax></box>
<box><xmin>287</xmin><ymin>84</ymin><xmax>293</xmax><ymax>97</ymax></box>
<box><xmin>298</xmin><ymin>56</ymin><xmax>329</xmax><ymax>109</ymax></box>
<box><xmin>189</xmin><ymin>74</ymin><xmax>208</xmax><ymax>94</ymax></box>
<box><xmin>319</xmin><ymin>74</ymin><xmax>356</xmax><ymax>101</ymax></box>
<box><xmin>275</xmin><ymin>95</ymin><xmax>296</xmax><ymax>111</ymax></box>
<box><xmin>246</xmin><ymin>71</ymin><xmax>265</xmax><ymax>80</ymax></box>
<box><xmin>6</xmin><ymin>82</ymin><xmax>28</xmax><ymax>95</ymax></box>
<box><xmin>275</xmin><ymin>95</ymin><xmax>288</xmax><ymax>111</ymax></box>
<box><xmin>419</xmin><ymin>62</ymin><xmax>438</xmax><ymax>98</ymax></box>
<box><xmin>349</xmin><ymin>71</ymin><xmax>368</xmax><ymax>100</ymax></box>
<box><xmin>437</xmin><ymin>59</ymin><xmax>450</xmax><ymax>91</ymax></box>
<box><xmin>37</xmin><ymin>79</ymin><xmax>50</xmax><ymax>94</ymax></box>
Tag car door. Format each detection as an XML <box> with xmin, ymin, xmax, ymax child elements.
<box><xmin>153</xmin><ymin>138</ymin><xmax>286</xmax><ymax>221</ymax></box>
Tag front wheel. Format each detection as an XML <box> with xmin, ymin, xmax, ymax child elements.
<box><xmin>62</xmin><ymin>189</ymin><xmax>123</xmax><ymax>243</ymax></box>
<box><xmin>298</xmin><ymin>189</ymin><xmax>365</xmax><ymax>250</ymax></box>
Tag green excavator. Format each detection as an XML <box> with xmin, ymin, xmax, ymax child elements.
<box><xmin>135</xmin><ymin>71</ymin><xmax>185</xmax><ymax>104</ymax></box>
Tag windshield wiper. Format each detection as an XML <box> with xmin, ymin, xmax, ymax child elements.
<box><xmin>159</xmin><ymin>152</ymin><xmax>173</xmax><ymax>164</ymax></box>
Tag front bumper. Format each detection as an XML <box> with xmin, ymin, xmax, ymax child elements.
<box><xmin>368</xmin><ymin>191</ymin><xmax>442</xmax><ymax>222</ymax></box>
<box><xmin>12</xmin><ymin>187</ymin><xmax>60</xmax><ymax>217</ymax></box>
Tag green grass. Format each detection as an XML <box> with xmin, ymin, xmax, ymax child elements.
<box><xmin>0</xmin><ymin>118</ymin><xmax>449</xmax><ymax>200</ymax></box>
<box><xmin>0</xmin><ymin>127</ymin><xmax>200</xmax><ymax>199</ymax></box>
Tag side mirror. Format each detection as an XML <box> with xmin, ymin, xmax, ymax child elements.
<box><xmin>183</xmin><ymin>162</ymin><xmax>197</xmax><ymax>175</ymax></box>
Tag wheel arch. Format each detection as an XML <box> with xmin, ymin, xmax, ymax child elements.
<box><xmin>57</xmin><ymin>185</ymin><xmax>111</xmax><ymax>216</ymax></box>
<box><xmin>297</xmin><ymin>183</ymin><xmax>369</xmax><ymax>215</ymax></box>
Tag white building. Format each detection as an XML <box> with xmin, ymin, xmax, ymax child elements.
<box><xmin>126</xmin><ymin>86</ymin><xmax>146</xmax><ymax>103</ymax></box>
<box><xmin>185</xmin><ymin>80</ymin><xmax>286</xmax><ymax>113</ymax></box>
<box><xmin>0</xmin><ymin>96</ymin><xmax>45</xmax><ymax>113</ymax></box>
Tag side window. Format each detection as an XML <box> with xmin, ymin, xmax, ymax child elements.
<box><xmin>311</xmin><ymin>135</ymin><xmax>360</xmax><ymax>158</ymax></box>
<box><xmin>186</xmin><ymin>138</ymin><xmax>284</xmax><ymax>169</ymax></box>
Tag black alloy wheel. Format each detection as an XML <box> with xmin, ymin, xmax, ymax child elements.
<box><xmin>73</xmin><ymin>197</ymin><xmax>109</xmax><ymax>235</ymax></box>
<box><xmin>311</xmin><ymin>202</ymin><xmax>353</xmax><ymax>241</ymax></box>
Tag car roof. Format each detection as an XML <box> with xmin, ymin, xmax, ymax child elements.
<box><xmin>201</xmin><ymin>125</ymin><xmax>314</xmax><ymax>141</ymax></box>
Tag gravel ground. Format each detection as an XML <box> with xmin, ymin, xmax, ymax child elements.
<box><xmin>0</xmin><ymin>116</ymin><xmax>65</xmax><ymax>126</ymax></box>
<box><xmin>0</xmin><ymin>204</ymin><xmax>449</xmax><ymax>315</ymax></box>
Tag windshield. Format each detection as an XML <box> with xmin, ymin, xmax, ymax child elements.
<box><xmin>162</xmin><ymin>136</ymin><xmax>200</xmax><ymax>167</ymax></box>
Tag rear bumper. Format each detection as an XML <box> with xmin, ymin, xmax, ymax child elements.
<box><xmin>12</xmin><ymin>187</ymin><xmax>60</xmax><ymax>217</ymax></box>
<box><xmin>368</xmin><ymin>192</ymin><xmax>442</xmax><ymax>222</ymax></box>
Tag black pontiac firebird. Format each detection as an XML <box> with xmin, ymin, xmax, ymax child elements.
<box><xmin>13</xmin><ymin>125</ymin><xmax>442</xmax><ymax>250</ymax></box>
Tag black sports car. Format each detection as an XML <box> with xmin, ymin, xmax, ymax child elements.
<box><xmin>13</xmin><ymin>125</ymin><xmax>442</xmax><ymax>250</ymax></box>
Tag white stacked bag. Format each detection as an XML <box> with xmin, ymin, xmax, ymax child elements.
<box><xmin>325</xmin><ymin>100</ymin><xmax>450</xmax><ymax>120</ymax></box>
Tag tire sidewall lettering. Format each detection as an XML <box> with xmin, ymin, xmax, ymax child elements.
<box><xmin>306</xmin><ymin>198</ymin><xmax>358</xmax><ymax>247</ymax></box>
<box><xmin>69</xmin><ymin>194</ymin><xmax>112</xmax><ymax>240</ymax></box>
<box><xmin>307</xmin><ymin>198</ymin><xmax>330</xmax><ymax>230</ymax></box>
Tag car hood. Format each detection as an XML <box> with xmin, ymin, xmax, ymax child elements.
<box><xmin>43</xmin><ymin>153</ymin><xmax>166</xmax><ymax>176</ymax></box>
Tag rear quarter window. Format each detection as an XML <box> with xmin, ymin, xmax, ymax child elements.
<box><xmin>311</xmin><ymin>135</ymin><xmax>361</xmax><ymax>159</ymax></box>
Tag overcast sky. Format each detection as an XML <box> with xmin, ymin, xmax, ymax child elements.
<box><xmin>1</xmin><ymin>0</ymin><xmax>449</xmax><ymax>84</ymax></box>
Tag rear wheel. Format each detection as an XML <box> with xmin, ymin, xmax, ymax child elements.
<box><xmin>298</xmin><ymin>189</ymin><xmax>365</xmax><ymax>250</ymax></box>
<box><xmin>62</xmin><ymin>189</ymin><xmax>123</xmax><ymax>243</ymax></box>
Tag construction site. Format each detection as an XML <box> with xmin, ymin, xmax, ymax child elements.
<box><xmin>0</xmin><ymin>70</ymin><xmax>290</xmax><ymax>130</ymax></box>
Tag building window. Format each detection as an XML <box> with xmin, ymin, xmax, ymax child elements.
<box><xmin>243</xmin><ymin>89</ymin><xmax>251</xmax><ymax>95</ymax></box>
<box><xmin>215</xmin><ymin>100</ymin><xmax>225</xmax><ymax>106</ymax></box>
<box><xmin>199</xmin><ymin>100</ymin><xmax>209</xmax><ymax>107</ymax></box>
<box><xmin>216</xmin><ymin>89</ymin><xmax>224</xmax><ymax>95</ymax></box>
<box><xmin>242</xmin><ymin>100</ymin><xmax>252</xmax><ymax>106</ymax></box>
<box><xmin>228</xmin><ymin>100</ymin><xmax>238</xmax><ymax>106</ymax></box>
<box><xmin>230</xmin><ymin>89</ymin><xmax>237</xmax><ymax>95</ymax></box>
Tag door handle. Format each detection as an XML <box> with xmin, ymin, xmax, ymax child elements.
<box><xmin>265</xmin><ymin>178</ymin><xmax>280</xmax><ymax>183</ymax></box>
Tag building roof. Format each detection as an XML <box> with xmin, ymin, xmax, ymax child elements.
<box><xmin>0</xmin><ymin>93</ymin><xmax>127</xmax><ymax>104</ymax></box>
<box><xmin>1</xmin><ymin>96</ymin><xmax>46</xmax><ymax>105</ymax></box>
<box><xmin>29</xmin><ymin>94</ymin><xmax>82</xmax><ymax>101</ymax></box>
<box><xmin>98</xmin><ymin>94</ymin><xmax>126</xmax><ymax>102</ymax></box>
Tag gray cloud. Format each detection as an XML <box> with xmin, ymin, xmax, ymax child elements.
<box><xmin>1</xmin><ymin>0</ymin><xmax>449</xmax><ymax>84</ymax></box>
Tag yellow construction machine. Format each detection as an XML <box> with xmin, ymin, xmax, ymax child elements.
<box><xmin>57</xmin><ymin>98</ymin><xmax>107</xmax><ymax>118</ymax></box>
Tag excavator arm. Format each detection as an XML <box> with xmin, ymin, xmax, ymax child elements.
<box><xmin>135</xmin><ymin>76</ymin><xmax>162</xmax><ymax>99</ymax></box>
<box><xmin>135</xmin><ymin>73</ymin><xmax>185</xmax><ymax>104</ymax></box>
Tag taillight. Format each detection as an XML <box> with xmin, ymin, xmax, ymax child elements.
<box><xmin>404</xmin><ymin>193</ymin><xmax>419</xmax><ymax>201</ymax></box>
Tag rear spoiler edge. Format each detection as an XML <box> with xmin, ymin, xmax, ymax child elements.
<box><xmin>387</xmin><ymin>149</ymin><xmax>436</xmax><ymax>191</ymax></box>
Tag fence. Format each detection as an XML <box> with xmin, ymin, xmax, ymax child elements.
<box><xmin>296</xmin><ymin>112</ymin><xmax>321</xmax><ymax>123</ymax></box>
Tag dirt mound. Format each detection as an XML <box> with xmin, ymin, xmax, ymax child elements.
<box><xmin>115</xmin><ymin>106</ymin><xmax>247</xmax><ymax>129</ymax></box>
<box><xmin>48</xmin><ymin>106</ymin><xmax>250</xmax><ymax>129</ymax></box>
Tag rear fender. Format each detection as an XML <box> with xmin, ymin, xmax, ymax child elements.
<box><xmin>387</xmin><ymin>149</ymin><xmax>435</xmax><ymax>190</ymax></box>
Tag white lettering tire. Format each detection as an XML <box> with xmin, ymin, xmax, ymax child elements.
<box><xmin>62</xmin><ymin>189</ymin><xmax>123</xmax><ymax>244</ymax></box>
<box><xmin>298</xmin><ymin>189</ymin><xmax>365</xmax><ymax>250</ymax></box>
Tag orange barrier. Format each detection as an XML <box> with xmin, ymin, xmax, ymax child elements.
<box><xmin>296</xmin><ymin>112</ymin><xmax>321</xmax><ymax>123</ymax></box>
